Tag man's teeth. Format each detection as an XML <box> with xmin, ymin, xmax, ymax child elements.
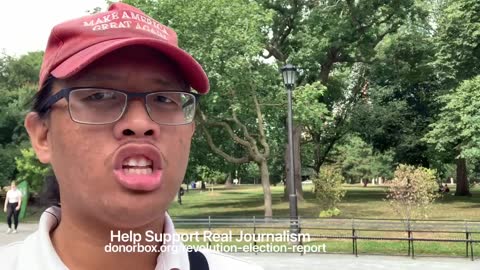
<box><xmin>121</xmin><ymin>156</ymin><xmax>154</xmax><ymax>174</ymax></box>
<box><xmin>123</xmin><ymin>156</ymin><xmax>153</xmax><ymax>167</ymax></box>
<box><xmin>123</xmin><ymin>168</ymin><xmax>153</xmax><ymax>175</ymax></box>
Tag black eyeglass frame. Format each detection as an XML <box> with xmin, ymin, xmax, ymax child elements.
<box><xmin>39</xmin><ymin>87</ymin><xmax>201</xmax><ymax>125</ymax></box>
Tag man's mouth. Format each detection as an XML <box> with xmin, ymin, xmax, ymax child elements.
<box><xmin>113</xmin><ymin>144</ymin><xmax>163</xmax><ymax>191</ymax></box>
<box><xmin>122</xmin><ymin>155</ymin><xmax>154</xmax><ymax>175</ymax></box>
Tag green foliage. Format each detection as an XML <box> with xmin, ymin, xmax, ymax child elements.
<box><xmin>319</xmin><ymin>207</ymin><xmax>341</xmax><ymax>218</ymax></box>
<box><xmin>0</xmin><ymin>144</ymin><xmax>19</xmax><ymax>187</ymax></box>
<box><xmin>333</xmin><ymin>135</ymin><xmax>394</xmax><ymax>183</ymax></box>
<box><xmin>0</xmin><ymin>52</ymin><xmax>43</xmax><ymax>146</ymax></box>
<box><xmin>312</xmin><ymin>166</ymin><xmax>346</xmax><ymax>214</ymax></box>
<box><xmin>294</xmin><ymin>81</ymin><xmax>329</xmax><ymax>129</ymax></box>
<box><xmin>425</xmin><ymin>76</ymin><xmax>480</xmax><ymax>160</ymax></box>
<box><xmin>15</xmin><ymin>148</ymin><xmax>50</xmax><ymax>192</ymax></box>
<box><xmin>0</xmin><ymin>51</ymin><xmax>43</xmax><ymax>89</ymax></box>
<box><xmin>434</xmin><ymin>0</ymin><xmax>480</xmax><ymax>86</ymax></box>
<box><xmin>386</xmin><ymin>164</ymin><xmax>440</xmax><ymax>220</ymax></box>
<box><xmin>0</xmin><ymin>52</ymin><xmax>44</xmax><ymax>189</ymax></box>
<box><xmin>196</xmin><ymin>165</ymin><xmax>226</xmax><ymax>185</ymax></box>
<box><xmin>351</xmin><ymin>25</ymin><xmax>440</xmax><ymax>167</ymax></box>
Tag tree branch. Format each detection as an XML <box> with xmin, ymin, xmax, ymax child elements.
<box><xmin>200</xmin><ymin>125</ymin><xmax>251</xmax><ymax>164</ymax></box>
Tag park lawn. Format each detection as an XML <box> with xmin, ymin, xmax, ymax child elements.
<box><xmin>6</xmin><ymin>184</ymin><xmax>479</xmax><ymax>221</ymax></box>
<box><xmin>168</xmin><ymin>184</ymin><xmax>480</xmax><ymax>220</ymax></box>
<box><xmin>165</xmin><ymin>184</ymin><xmax>480</xmax><ymax>257</ymax></box>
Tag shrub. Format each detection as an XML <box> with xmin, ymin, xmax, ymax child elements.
<box><xmin>15</xmin><ymin>147</ymin><xmax>50</xmax><ymax>192</ymax></box>
<box><xmin>0</xmin><ymin>144</ymin><xmax>19</xmax><ymax>187</ymax></box>
<box><xmin>312</xmin><ymin>166</ymin><xmax>346</xmax><ymax>217</ymax></box>
<box><xmin>386</xmin><ymin>164</ymin><xmax>440</xmax><ymax>220</ymax></box>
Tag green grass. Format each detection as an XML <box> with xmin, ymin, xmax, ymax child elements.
<box><xmin>166</xmin><ymin>184</ymin><xmax>480</xmax><ymax>257</ymax></box>
<box><xmin>167</xmin><ymin>184</ymin><xmax>480</xmax><ymax>220</ymax></box>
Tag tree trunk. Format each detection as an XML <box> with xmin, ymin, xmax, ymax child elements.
<box><xmin>259</xmin><ymin>160</ymin><xmax>273</xmax><ymax>218</ymax></box>
<box><xmin>455</xmin><ymin>158</ymin><xmax>471</xmax><ymax>196</ymax></box>
<box><xmin>224</xmin><ymin>172</ymin><xmax>233</xmax><ymax>188</ymax></box>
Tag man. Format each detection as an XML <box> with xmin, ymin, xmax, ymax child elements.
<box><xmin>178</xmin><ymin>186</ymin><xmax>185</xmax><ymax>205</ymax></box>
<box><xmin>3</xmin><ymin>181</ymin><xmax>22</xmax><ymax>234</ymax></box>
<box><xmin>0</xmin><ymin>3</ymin><xmax>262</xmax><ymax>270</ymax></box>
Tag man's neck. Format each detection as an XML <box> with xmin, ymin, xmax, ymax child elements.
<box><xmin>50</xmin><ymin>208</ymin><xmax>165</xmax><ymax>270</ymax></box>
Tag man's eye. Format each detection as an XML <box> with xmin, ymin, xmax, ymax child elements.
<box><xmin>154</xmin><ymin>95</ymin><xmax>174</xmax><ymax>103</ymax></box>
<box><xmin>85</xmin><ymin>91</ymin><xmax>115</xmax><ymax>101</ymax></box>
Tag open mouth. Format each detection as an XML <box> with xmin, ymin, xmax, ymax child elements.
<box><xmin>122</xmin><ymin>155</ymin><xmax>154</xmax><ymax>175</ymax></box>
<box><xmin>113</xmin><ymin>144</ymin><xmax>163</xmax><ymax>191</ymax></box>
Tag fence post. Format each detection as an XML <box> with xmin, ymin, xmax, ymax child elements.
<box><xmin>253</xmin><ymin>216</ymin><xmax>257</xmax><ymax>255</ymax></box>
<box><xmin>466</xmin><ymin>221</ymin><xmax>474</xmax><ymax>261</ymax></box>
<box><xmin>465</xmin><ymin>221</ymin><xmax>469</xmax><ymax>258</ymax></box>
<box><xmin>406</xmin><ymin>219</ymin><xmax>413</xmax><ymax>258</ymax></box>
<box><xmin>208</xmin><ymin>216</ymin><xmax>211</xmax><ymax>248</ymax></box>
<box><xmin>470</xmin><ymin>233</ymin><xmax>474</xmax><ymax>261</ymax></box>
<box><xmin>352</xmin><ymin>219</ymin><xmax>358</xmax><ymax>257</ymax></box>
<box><xmin>408</xmin><ymin>219</ymin><xmax>415</xmax><ymax>259</ymax></box>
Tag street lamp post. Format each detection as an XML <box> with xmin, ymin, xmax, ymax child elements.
<box><xmin>281</xmin><ymin>64</ymin><xmax>299</xmax><ymax>241</ymax></box>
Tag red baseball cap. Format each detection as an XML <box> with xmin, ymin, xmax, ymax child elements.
<box><xmin>39</xmin><ymin>2</ymin><xmax>209</xmax><ymax>94</ymax></box>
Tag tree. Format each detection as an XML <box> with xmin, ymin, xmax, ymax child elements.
<box><xmin>424</xmin><ymin>76</ymin><xmax>480</xmax><ymax>196</ymax></box>
<box><xmin>425</xmin><ymin>0</ymin><xmax>480</xmax><ymax>195</ymax></box>
<box><xmin>259</xmin><ymin>0</ymin><xmax>426</xmax><ymax>182</ymax></box>
<box><xmin>352</xmin><ymin>25</ymin><xmax>440</xmax><ymax>167</ymax></box>
<box><xmin>0</xmin><ymin>52</ymin><xmax>43</xmax><ymax>146</ymax></box>
<box><xmin>333</xmin><ymin>135</ymin><xmax>394</xmax><ymax>184</ymax></box>
<box><xmin>0</xmin><ymin>51</ymin><xmax>44</xmax><ymax>185</ymax></box>
<box><xmin>434</xmin><ymin>0</ymin><xmax>480</xmax><ymax>87</ymax></box>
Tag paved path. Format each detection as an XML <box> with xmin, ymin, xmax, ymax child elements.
<box><xmin>234</xmin><ymin>253</ymin><xmax>480</xmax><ymax>270</ymax></box>
<box><xmin>2</xmin><ymin>224</ymin><xmax>479</xmax><ymax>269</ymax></box>
<box><xmin>0</xmin><ymin>223</ymin><xmax>38</xmax><ymax>246</ymax></box>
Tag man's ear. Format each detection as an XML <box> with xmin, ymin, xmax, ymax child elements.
<box><xmin>24</xmin><ymin>112</ymin><xmax>51</xmax><ymax>164</ymax></box>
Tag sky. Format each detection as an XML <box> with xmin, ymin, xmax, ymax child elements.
<box><xmin>0</xmin><ymin>0</ymin><xmax>119</xmax><ymax>57</ymax></box>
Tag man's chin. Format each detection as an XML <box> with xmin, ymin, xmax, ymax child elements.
<box><xmin>100</xmin><ymin>207</ymin><xmax>167</xmax><ymax>230</ymax></box>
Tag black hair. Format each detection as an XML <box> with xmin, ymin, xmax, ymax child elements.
<box><xmin>31</xmin><ymin>75</ymin><xmax>61</xmax><ymax>207</ymax></box>
<box><xmin>31</xmin><ymin>75</ymin><xmax>55</xmax><ymax>118</ymax></box>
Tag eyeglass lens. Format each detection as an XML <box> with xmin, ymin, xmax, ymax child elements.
<box><xmin>68</xmin><ymin>88</ymin><xmax>195</xmax><ymax>125</ymax></box>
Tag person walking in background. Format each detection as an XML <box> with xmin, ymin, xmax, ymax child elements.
<box><xmin>3</xmin><ymin>181</ymin><xmax>22</xmax><ymax>234</ymax></box>
<box><xmin>178</xmin><ymin>186</ymin><xmax>185</xmax><ymax>205</ymax></box>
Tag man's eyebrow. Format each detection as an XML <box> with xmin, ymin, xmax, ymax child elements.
<box><xmin>78</xmin><ymin>73</ymin><xmax>120</xmax><ymax>82</ymax></box>
<box><xmin>79</xmin><ymin>73</ymin><xmax>181</xmax><ymax>88</ymax></box>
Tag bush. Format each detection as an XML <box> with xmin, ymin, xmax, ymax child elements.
<box><xmin>15</xmin><ymin>147</ymin><xmax>50</xmax><ymax>192</ymax></box>
<box><xmin>312</xmin><ymin>166</ymin><xmax>346</xmax><ymax>217</ymax></box>
<box><xmin>196</xmin><ymin>165</ymin><xmax>226</xmax><ymax>185</ymax></box>
<box><xmin>386</xmin><ymin>164</ymin><xmax>440</xmax><ymax>220</ymax></box>
<box><xmin>0</xmin><ymin>144</ymin><xmax>19</xmax><ymax>187</ymax></box>
<box><xmin>319</xmin><ymin>208</ymin><xmax>341</xmax><ymax>217</ymax></box>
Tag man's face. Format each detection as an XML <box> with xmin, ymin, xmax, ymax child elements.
<box><xmin>26</xmin><ymin>46</ymin><xmax>195</xmax><ymax>228</ymax></box>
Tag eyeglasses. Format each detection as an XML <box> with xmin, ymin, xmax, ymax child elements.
<box><xmin>41</xmin><ymin>87</ymin><xmax>200</xmax><ymax>125</ymax></box>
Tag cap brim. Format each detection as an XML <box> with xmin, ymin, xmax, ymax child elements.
<box><xmin>51</xmin><ymin>38</ymin><xmax>209</xmax><ymax>94</ymax></box>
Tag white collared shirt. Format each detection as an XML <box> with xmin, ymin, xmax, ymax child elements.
<box><xmin>0</xmin><ymin>207</ymin><xmax>263</xmax><ymax>270</ymax></box>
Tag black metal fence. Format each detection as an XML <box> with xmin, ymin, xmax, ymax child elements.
<box><xmin>172</xmin><ymin>217</ymin><xmax>480</xmax><ymax>260</ymax></box>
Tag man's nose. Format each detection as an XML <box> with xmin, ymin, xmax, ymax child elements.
<box><xmin>112</xmin><ymin>99</ymin><xmax>160</xmax><ymax>138</ymax></box>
